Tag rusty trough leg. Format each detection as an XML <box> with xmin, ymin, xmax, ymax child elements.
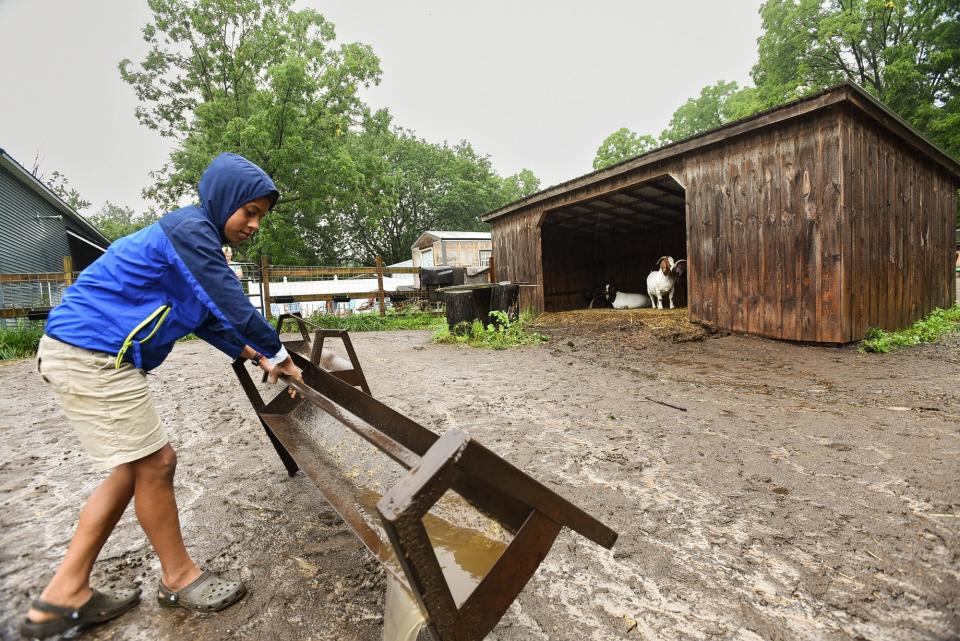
<box><xmin>311</xmin><ymin>329</ymin><xmax>372</xmax><ymax>395</ymax></box>
<box><xmin>271</xmin><ymin>314</ymin><xmax>372</xmax><ymax>395</ymax></box>
<box><xmin>232</xmin><ymin>357</ymin><xmax>300</xmax><ymax>477</ymax></box>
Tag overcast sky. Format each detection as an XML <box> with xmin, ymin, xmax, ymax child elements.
<box><xmin>0</xmin><ymin>0</ymin><xmax>763</xmax><ymax>216</ymax></box>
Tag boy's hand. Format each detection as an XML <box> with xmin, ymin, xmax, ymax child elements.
<box><xmin>261</xmin><ymin>356</ymin><xmax>303</xmax><ymax>398</ymax></box>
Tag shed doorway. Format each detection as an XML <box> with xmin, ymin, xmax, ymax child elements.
<box><xmin>539</xmin><ymin>175</ymin><xmax>686</xmax><ymax>312</ymax></box>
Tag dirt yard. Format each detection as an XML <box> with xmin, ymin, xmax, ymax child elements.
<box><xmin>1</xmin><ymin>308</ymin><xmax>958</xmax><ymax>641</ymax></box>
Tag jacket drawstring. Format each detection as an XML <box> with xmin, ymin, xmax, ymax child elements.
<box><xmin>115</xmin><ymin>305</ymin><xmax>171</xmax><ymax>369</ymax></box>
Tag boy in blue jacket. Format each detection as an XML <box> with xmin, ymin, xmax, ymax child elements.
<box><xmin>21</xmin><ymin>153</ymin><xmax>302</xmax><ymax>639</ymax></box>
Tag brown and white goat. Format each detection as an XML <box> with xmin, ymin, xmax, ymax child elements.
<box><xmin>646</xmin><ymin>256</ymin><xmax>676</xmax><ymax>309</ymax></box>
<box><xmin>588</xmin><ymin>284</ymin><xmax>652</xmax><ymax>309</ymax></box>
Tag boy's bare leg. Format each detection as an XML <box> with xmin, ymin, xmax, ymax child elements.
<box><xmin>26</xmin><ymin>444</ymin><xmax>202</xmax><ymax>623</ymax></box>
<box><xmin>130</xmin><ymin>444</ymin><xmax>202</xmax><ymax>591</ymax></box>
<box><xmin>26</xmin><ymin>464</ymin><xmax>136</xmax><ymax>622</ymax></box>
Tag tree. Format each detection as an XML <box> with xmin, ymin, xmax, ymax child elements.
<box><xmin>659</xmin><ymin>81</ymin><xmax>764</xmax><ymax>144</ymax></box>
<box><xmin>499</xmin><ymin>168</ymin><xmax>541</xmax><ymax>204</ymax></box>
<box><xmin>29</xmin><ymin>156</ymin><xmax>91</xmax><ymax>212</ymax></box>
<box><xmin>120</xmin><ymin>0</ymin><xmax>382</xmax><ymax>264</ymax></box>
<box><xmin>722</xmin><ymin>85</ymin><xmax>767</xmax><ymax>122</ymax></box>
<box><xmin>752</xmin><ymin>0</ymin><xmax>960</xmax><ymax>158</ymax></box>
<box><xmin>592</xmin><ymin>82</ymin><xmax>764</xmax><ymax>166</ymax></box>
<box><xmin>335</xmin><ymin>126</ymin><xmax>541</xmax><ymax>265</ymax></box>
<box><xmin>44</xmin><ymin>171</ymin><xmax>92</xmax><ymax>213</ymax></box>
<box><xmin>84</xmin><ymin>202</ymin><xmax>158</xmax><ymax>241</ymax></box>
<box><xmin>592</xmin><ymin>128</ymin><xmax>658</xmax><ymax>170</ymax></box>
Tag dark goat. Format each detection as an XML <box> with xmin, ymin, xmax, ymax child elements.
<box><xmin>587</xmin><ymin>284</ymin><xmax>613</xmax><ymax>309</ymax></box>
<box><xmin>671</xmin><ymin>259</ymin><xmax>688</xmax><ymax>308</ymax></box>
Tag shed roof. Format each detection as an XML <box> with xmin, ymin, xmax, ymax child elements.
<box><xmin>0</xmin><ymin>147</ymin><xmax>110</xmax><ymax>249</ymax></box>
<box><xmin>483</xmin><ymin>82</ymin><xmax>960</xmax><ymax>223</ymax></box>
<box><xmin>411</xmin><ymin>230</ymin><xmax>491</xmax><ymax>248</ymax></box>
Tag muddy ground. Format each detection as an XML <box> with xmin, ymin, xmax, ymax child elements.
<box><xmin>1</xmin><ymin>306</ymin><xmax>958</xmax><ymax>641</ymax></box>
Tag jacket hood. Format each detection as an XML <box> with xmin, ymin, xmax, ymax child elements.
<box><xmin>198</xmin><ymin>153</ymin><xmax>280</xmax><ymax>243</ymax></box>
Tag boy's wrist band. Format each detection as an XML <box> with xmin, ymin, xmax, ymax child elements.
<box><xmin>249</xmin><ymin>346</ymin><xmax>288</xmax><ymax>367</ymax></box>
<box><xmin>265</xmin><ymin>345</ymin><xmax>289</xmax><ymax>367</ymax></box>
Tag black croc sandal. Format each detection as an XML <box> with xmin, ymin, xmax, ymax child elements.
<box><xmin>157</xmin><ymin>570</ymin><xmax>246</xmax><ymax>613</ymax></box>
<box><xmin>19</xmin><ymin>587</ymin><xmax>141</xmax><ymax>639</ymax></box>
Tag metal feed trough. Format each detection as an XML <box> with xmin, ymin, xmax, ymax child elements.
<box><xmin>233</xmin><ymin>314</ymin><xmax>618</xmax><ymax>641</ymax></box>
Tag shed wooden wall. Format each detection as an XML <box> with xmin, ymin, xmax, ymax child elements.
<box><xmin>681</xmin><ymin>111</ymin><xmax>846</xmax><ymax>342</ymax></box>
<box><xmin>841</xmin><ymin>110</ymin><xmax>957</xmax><ymax>340</ymax></box>
<box><xmin>681</xmin><ymin>107</ymin><xmax>955</xmax><ymax>342</ymax></box>
<box><xmin>491</xmin><ymin>214</ymin><xmax>542</xmax><ymax>311</ymax></box>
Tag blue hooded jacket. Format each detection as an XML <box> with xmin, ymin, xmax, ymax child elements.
<box><xmin>45</xmin><ymin>153</ymin><xmax>284</xmax><ymax>371</ymax></box>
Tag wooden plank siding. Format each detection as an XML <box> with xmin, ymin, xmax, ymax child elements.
<box><xmin>841</xmin><ymin>111</ymin><xmax>958</xmax><ymax>335</ymax></box>
<box><xmin>673</xmin><ymin>112</ymin><xmax>847</xmax><ymax>342</ymax></box>
<box><xmin>780</xmin><ymin>123</ymin><xmax>800</xmax><ymax>340</ymax></box>
<box><xmin>686</xmin><ymin>155</ymin><xmax>704</xmax><ymax>323</ymax></box>
<box><xmin>491</xmin><ymin>211</ymin><xmax>543</xmax><ymax>312</ymax></box>
<box><xmin>820</xmin><ymin>116</ymin><xmax>843</xmax><ymax>343</ymax></box>
<box><xmin>488</xmin><ymin>87</ymin><xmax>959</xmax><ymax>343</ymax></box>
<box><xmin>760</xmin><ymin>127</ymin><xmax>782</xmax><ymax>338</ymax></box>
<box><xmin>938</xmin><ymin>170</ymin><xmax>957</xmax><ymax>310</ymax></box>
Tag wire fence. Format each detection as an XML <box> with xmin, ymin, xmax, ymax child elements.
<box><xmin>1</xmin><ymin>256</ymin><xmax>433</xmax><ymax>328</ymax></box>
<box><xmin>0</xmin><ymin>271</ymin><xmax>78</xmax><ymax>327</ymax></box>
<box><xmin>258</xmin><ymin>257</ymin><xmax>428</xmax><ymax>319</ymax></box>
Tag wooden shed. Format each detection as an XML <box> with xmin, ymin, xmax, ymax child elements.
<box><xmin>411</xmin><ymin>230</ymin><xmax>492</xmax><ymax>269</ymax></box>
<box><xmin>483</xmin><ymin>83</ymin><xmax>960</xmax><ymax>343</ymax></box>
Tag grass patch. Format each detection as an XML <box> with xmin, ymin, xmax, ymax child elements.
<box><xmin>290</xmin><ymin>309</ymin><xmax>446</xmax><ymax>332</ymax></box>
<box><xmin>433</xmin><ymin>310</ymin><xmax>549</xmax><ymax>349</ymax></box>
<box><xmin>0</xmin><ymin>321</ymin><xmax>44</xmax><ymax>360</ymax></box>
<box><xmin>860</xmin><ymin>305</ymin><xmax>960</xmax><ymax>353</ymax></box>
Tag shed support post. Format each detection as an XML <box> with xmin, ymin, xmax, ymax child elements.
<box><xmin>63</xmin><ymin>256</ymin><xmax>73</xmax><ymax>287</ymax></box>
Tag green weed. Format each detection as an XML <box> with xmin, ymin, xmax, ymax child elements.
<box><xmin>292</xmin><ymin>309</ymin><xmax>446</xmax><ymax>332</ymax></box>
<box><xmin>0</xmin><ymin>321</ymin><xmax>45</xmax><ymax>360</ymax></box>
<box><xmin>432</xmin><ymin>309</ymin><xmax>548</xmax><ymax>349</ymax></box>
<box><xmin>860</xmin><ymin>305</ymin><xmax>960</xmax><ymax>353</ymax></box>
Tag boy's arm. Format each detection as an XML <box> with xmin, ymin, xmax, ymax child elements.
<box><xmin>194</xmin><ymin>314</ymin><xmax>245</xmax><ymax>358</ymax></box>
<box><xmin>163</xmin><ymin>216</ymin><xmax>287</xmax><ymax>364</ymax></box>
<box><xmin>196</xmin><ymin>313</ymin><xmax>303</xmax><ymax>396</ymax></box>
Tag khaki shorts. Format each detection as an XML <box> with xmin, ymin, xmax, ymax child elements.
<box><xmin>37</xmin><ymin>335</ymin><xmax>168</xmax><ymax>471</ymax></box>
